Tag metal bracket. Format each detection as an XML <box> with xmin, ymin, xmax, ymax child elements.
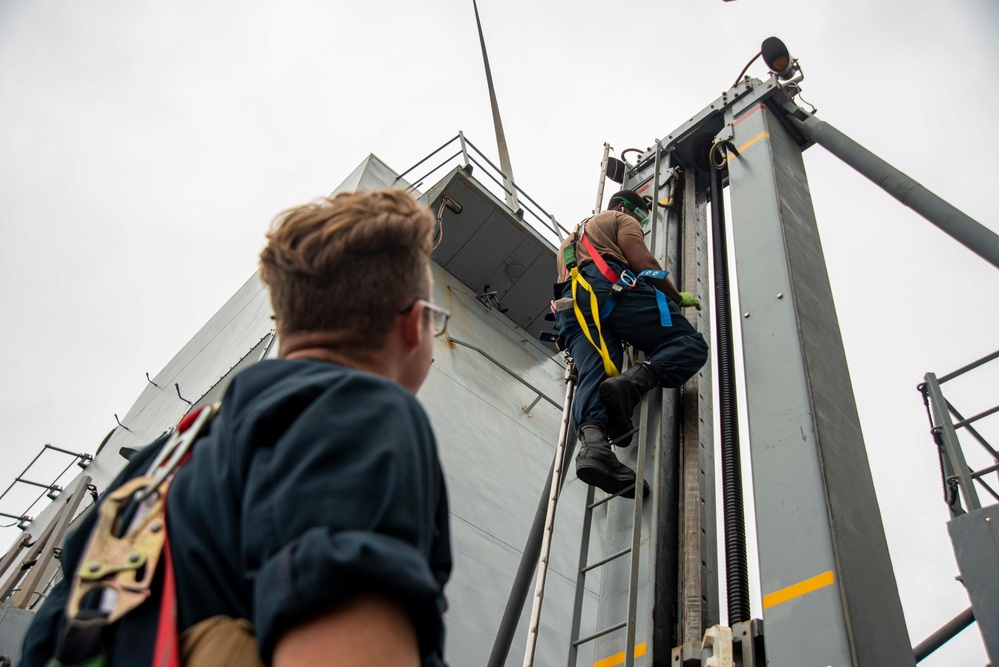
<box><xmin>475</xmin><ymin>285</ymin><xmax>509</xmax><ymax>313</ymax></box>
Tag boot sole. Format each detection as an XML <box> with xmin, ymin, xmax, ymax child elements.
<box><xmin>577</xmin><ymin>460</ymin><xmax>642</xmax><ymax>499</ymax></box>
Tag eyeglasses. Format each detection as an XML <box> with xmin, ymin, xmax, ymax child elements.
<box><xmin>400</xmin><ymin>299</ymin><xmax>451</xmax><ymax>337</ymax></box>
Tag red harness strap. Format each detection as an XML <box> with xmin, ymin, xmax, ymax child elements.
<box><xmin>152</xmin><ymin>530</ymin><xmax>181</xmax><ymax>667</ymax></box>
<box><xmin>579</xmin><ymin>233</ymin><xmax>620</xmax><ymax>283</ymax></box>
<box><xmin>150</xmin><ymin>411</ymin><xmax>204</xmax><ymax>667</ymax></box>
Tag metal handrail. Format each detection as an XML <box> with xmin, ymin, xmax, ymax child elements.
<box><xmin>394</xmin><ymin>134</ymin><xmax>572</xmax><ymax>243</ymax></box>
<box><xmin>0</xmin><ymin>445</ymin><xmax>91</xmax><ymax>530</ymax></box>
<box><xmin>444</xmin><ymin>335</ymin><xmax>560</xmax><ymax>412</ymax></box>
<box><xmin>921</xmin><ymin>351</ymin><xmax>999</xmax><ymax>514</ymax></box>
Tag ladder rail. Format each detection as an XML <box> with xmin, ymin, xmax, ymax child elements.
<box><xmin>522</xmin><ymin>360</ymin><xmax>578</xmax><ymax>667</ymax></box>
<box><xmin>566</xmin><ymin>389</ymin><xmax>656</xmax><ymax>666</ymax></box>
<box><xmin>567</xmin><ymin>483</ymin><xmax>596</xmax><ymax>667</ymax></box>
<box><xmin>625</xmin><ymin>397</ymin><xmax>653</xmax><ymax>666</ymax></box>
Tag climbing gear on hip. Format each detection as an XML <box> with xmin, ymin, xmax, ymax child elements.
<box><xmin>58</xmin><ymin>403</ymin><xmax>219</xmax><ymax>667</ymax></box>
<box><xmin>562</xmin><ymin>221</ymin><xmax>673</xmax><ymax>377</ymax></box>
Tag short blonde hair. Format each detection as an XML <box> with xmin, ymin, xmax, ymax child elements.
<box><xmin>259</xmin><ymin>189</ymin><xmax>435</xmax><ymax>349</ymax></box>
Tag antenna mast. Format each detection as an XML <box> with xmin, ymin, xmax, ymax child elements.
<box><xmin>472</xmin><ymin>0</ymin><xmax>521</xmax><ymax>214</ymax></box>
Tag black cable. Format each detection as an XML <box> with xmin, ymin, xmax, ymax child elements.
<box><xmin>710</xmin><ymin>162</ymin><xmax>750</xmax><ymax>623</ymax></box>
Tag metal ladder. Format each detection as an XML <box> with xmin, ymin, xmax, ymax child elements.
<box><xmin>521</xmin><ymin>358</ymin><xmax>654</xmax><ymax>667</ymax></box>
<box><xmin>521</xmin><ymin>140</ymin><xmax>665</xmax><ymax>666</ymax></box>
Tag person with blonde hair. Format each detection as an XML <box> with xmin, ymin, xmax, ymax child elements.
<box><xmin>23</xmin><ymin>189</ymin><xmax>453</xmax><ymax>667</ymax></box>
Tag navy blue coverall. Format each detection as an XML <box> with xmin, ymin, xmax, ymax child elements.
<box><xmin>555</xmin><ymin>260</ymin><xmax>708</xmax><ymax>432</ymax></box>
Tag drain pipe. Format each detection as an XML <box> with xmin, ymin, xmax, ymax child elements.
<box><xmin>710</xmin><ymin>161</ymin><xmax>751</xmax><ymax>623</ymax></box>
<box><xmin>487</xmin><ymin>409</ymin><xmax>578</xmax><ymax>666</ymax></box>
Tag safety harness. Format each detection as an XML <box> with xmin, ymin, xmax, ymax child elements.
<box><xmin>559</xmin><ymin>219</ymin><xmax>672</xmax><ymax>377</ymax></box>
<box><xmin>57</xmin><ymin>403</ymin><xmax>219</xmax><ymax>667</ymax></box>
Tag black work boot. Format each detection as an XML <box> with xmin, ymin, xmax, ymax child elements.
<box><xmin>599</xmin><ymin>362</ymin><xmax>660</xmax><ymax>446</ymax></box>
<box><xmin>575</xmin><ymin>422</ymin><xmax>648</xmax><ymax>499</ymax></box>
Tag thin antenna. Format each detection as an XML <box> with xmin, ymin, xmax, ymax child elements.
<box><xmin>472</xmin><ymin>0</ymin><xmax>520</xmax><ymax>214</ymax></box>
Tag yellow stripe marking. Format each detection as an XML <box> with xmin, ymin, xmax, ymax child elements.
<box><xmin>727</xmin><ymin>132</ymin><xmax>770</xmax><ymax>160</ymax></box>
<box><xmin>593</xmin><ymin>642</ymin><xmax>647</xmax><ymax>667</ymax></box>
<box><xmin>763</xmin><ymin>570</ymin><xmax>835</xmax><ymax>610</ymax></box>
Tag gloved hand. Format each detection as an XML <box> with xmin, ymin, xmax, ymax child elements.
<box><xmin>678</xmin><ymin>292</ymin><xmax>701</xmax><ymax>310</ymax></box>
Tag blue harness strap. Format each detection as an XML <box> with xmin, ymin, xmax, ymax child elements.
<box><xmin>598</xmin><ymin>267</ymin><xmax>673</xmax><ymax>327</ymax></box>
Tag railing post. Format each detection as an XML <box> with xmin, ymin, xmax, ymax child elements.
<box><xmin>924</xmin><ymin>372</ymin><xmax>981</xmax><ymax>512</ymax></box>
<box><xmin>459</xmin><ymin>131</ymin><xmax>471</xmax><ymax>171</ymax></box>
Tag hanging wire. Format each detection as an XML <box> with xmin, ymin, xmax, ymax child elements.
<box><xmin>731</xmin><ymin>51</ymin><xmax>762</xmax><ymax>88</ymax></box>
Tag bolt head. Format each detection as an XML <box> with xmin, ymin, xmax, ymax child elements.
<box><xmin>128</xmin><ymin>552</ymin><xmax>141</xmax><ymax>564</ymax></box>
<box><xmin>88</xmin><ymin>562</ymin><xmax>101</xmax><ymax>573</ymax></box>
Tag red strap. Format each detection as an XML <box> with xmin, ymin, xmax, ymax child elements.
<box><xmin>579</xmin><ymin>233</ymin><xmax>620</xmax><ymax>284</ymax></box>
<box><xmin>152</xmin><ymin>523</ymin><xmax>180</xmax><ymax>667</ymax></box>
<box><xmin>151</xmin><ymin>448</ymin><xmax>194</xmax><ymax>667</ymax></box>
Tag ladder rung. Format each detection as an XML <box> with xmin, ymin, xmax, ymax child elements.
<box><xmin>581</xmin><ymin>546</ymin><xmax>631</xmax><ymax>574</ymax></box>
<box><xmin>587</xmin><ymin>481</ymin><xmax>638</xmax><ymax>509</ymax></box>
<box><xmin>572</xmin><ymin>620</ymin><xmax>627</xmax><ymax>647</ymax></box>
<box><xmin>609</xmin><ymin>427</ymin><xmax>638</xmax><ymax>447</ymax></box>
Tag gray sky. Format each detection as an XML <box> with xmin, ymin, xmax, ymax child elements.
<box><xmin>1</xmin><ymin>0</ymin><xmax>997</xmax><ymax>664</ymax></box>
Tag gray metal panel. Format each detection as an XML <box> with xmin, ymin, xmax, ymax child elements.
<box><xmin>423</xmin><ymin>168</ymin><xmax>558</xmax><ymax>349</ymax></box>
<box><xmin>423</xmin><ymin>262</ymin><xmax>601</xmax><ymax>665</ymax></box>
<box><xmin>727</xmin><ymin>102</ymin><xmax>912</xmax><ymax>665</ymax></box>
<box><xmin>329</xmin><ymin>153</ymin><xmax>413</xmax><ymax>195</ymax></box>
<box><xmin>18</xmin><ymin>273</ymin><xmax>276</xmax><ymax>540</ymax></box>
<box><xmin>0</xmin><ymin>601</ymin><xmax>35</xmax><ymax>664</ymax></box>
<box><xmin>948</xmin><ymin>504</ymin><xmax>999</xmax><ymax>661</ymax></box>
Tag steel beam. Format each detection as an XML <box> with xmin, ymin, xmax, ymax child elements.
<box><xmin>790</xmin><ymin>111</ymin><xmax>999</xmax><ymax>270</ymax></box>
<box><xmin>725</xmin><ymin>101</ymin><xmax>913</xmax><ymax>665</ymax></box>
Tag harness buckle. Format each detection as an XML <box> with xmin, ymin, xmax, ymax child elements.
<box><xmin>618</xmin><ymin>269</ymin><xmax>638</xmax><ymax>288</ymax></box>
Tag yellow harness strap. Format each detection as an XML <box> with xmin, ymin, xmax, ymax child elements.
<box><xmin>570</xmin><ymin>266</ymin><xmax>620</xmax><ymax>377</ymax></box>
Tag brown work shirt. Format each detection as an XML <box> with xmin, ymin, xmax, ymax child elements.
<box><xmin>556</xmin><ymin>210</ymin><xmax>646</xmax><ymax>281</ymax></box>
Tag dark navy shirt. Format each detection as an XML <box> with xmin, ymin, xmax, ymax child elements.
<box><xmin>22</xmin><ymin>358</ymin><xmax>452</xmax><ymax>666</ymax></box>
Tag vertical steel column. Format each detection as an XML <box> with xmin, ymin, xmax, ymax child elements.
<box><xmin>725</xmin><ymin>102</ymin><xmax>912</xmax><ymax>665</ymax></box>
<box><xmin>678</xmin><ymin>169</ymin><xmax>718</xmax><ymax>643</ymax></box>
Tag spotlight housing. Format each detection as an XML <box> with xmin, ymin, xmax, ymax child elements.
<box><xmin>761</xmin><ymin>36</ymin><xmax>795</xmax><ymax>80</ymax></box>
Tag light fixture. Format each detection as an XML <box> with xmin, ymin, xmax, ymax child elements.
<box><xmin>605</xmin><ymin>157</ymin><xmax>627</xmax><ymax>184</ymax></box>
<box><xmin>762</xmin><ymin>36</ymin><xmax>795</xmax><ymax>80</ymax></box>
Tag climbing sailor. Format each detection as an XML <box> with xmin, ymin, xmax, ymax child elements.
<box><xmin>553</xmin><ymin>189</ymin><xmax>709</xmax><ymax>498</ymax></box>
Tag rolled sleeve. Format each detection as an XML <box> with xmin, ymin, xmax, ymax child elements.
<box><xmin>254</xmin><ymin>527</ymin><xmax>444</xmax><ymax>663</ymax></box>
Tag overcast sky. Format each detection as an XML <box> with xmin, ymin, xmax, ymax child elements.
<box><xmin>1</xmin><ymin>0</ymin><xmax>997</xmax><ymax>664</ymax></box>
